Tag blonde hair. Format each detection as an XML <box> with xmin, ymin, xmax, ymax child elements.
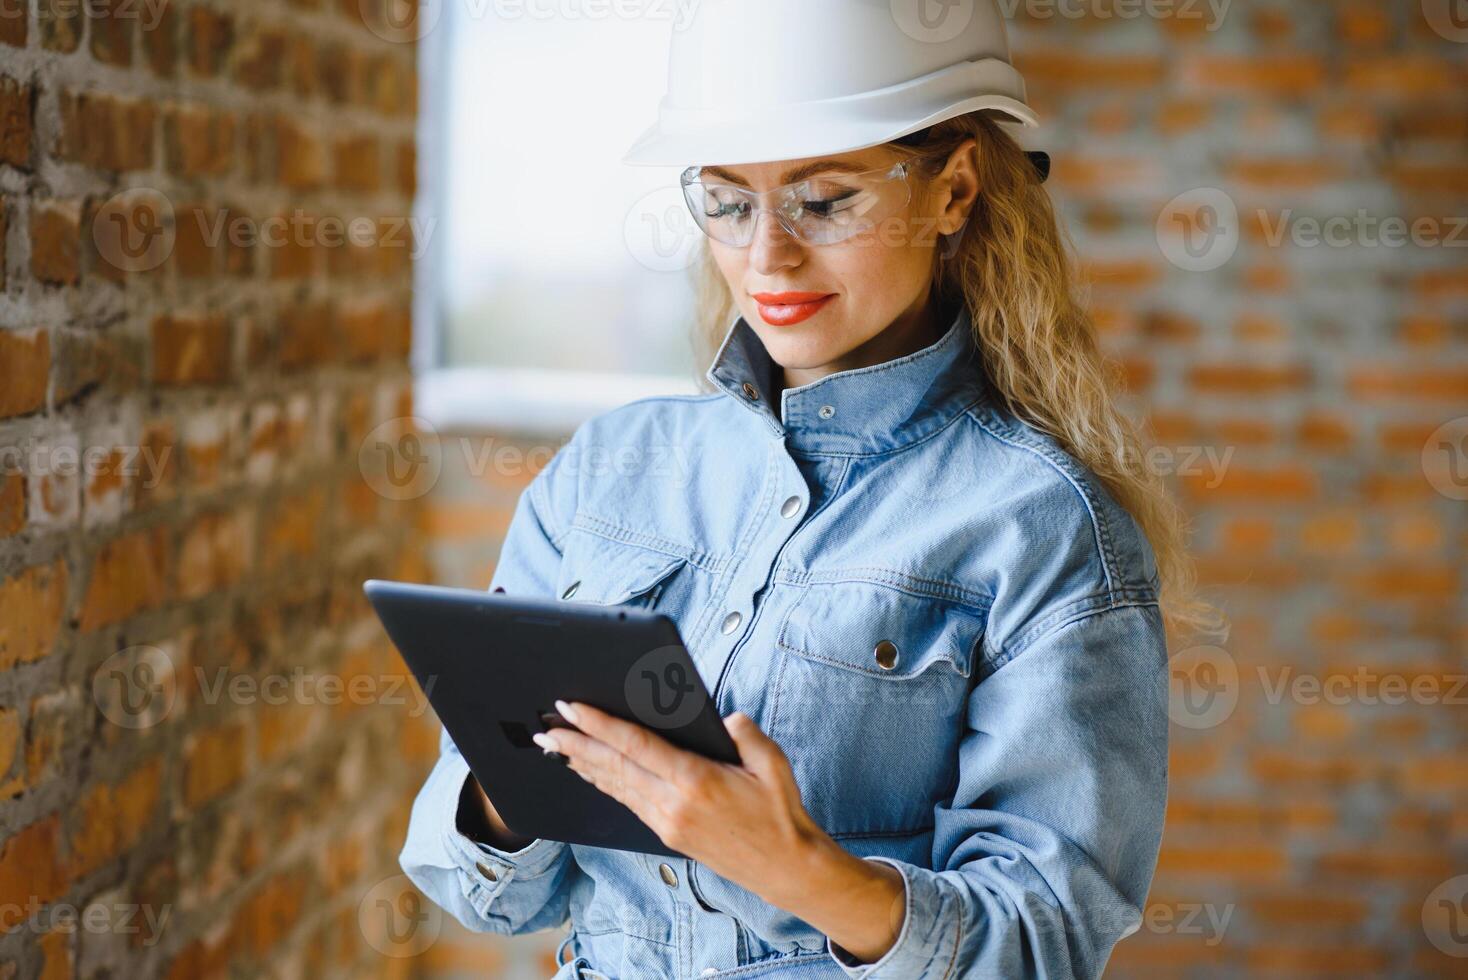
<box><xmin>686</xmin><ymin>111</ymin><xmax>1226</xmax><ymax>643</ymax></box>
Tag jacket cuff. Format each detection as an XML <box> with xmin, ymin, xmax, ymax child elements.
<box><xmin>826</xmin><ymin>857</ymin><xmax>949</xmax><ymax>979</ymax></box>
<box><xmin>440</xmin><ymin>754</ymin><xmax>568</xmax><ymax>895</ymax></box>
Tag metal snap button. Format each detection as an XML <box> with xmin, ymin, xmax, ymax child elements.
<box><xmin>874</xmin><ymin>640</ymin><xmax>899</xmax><ymax>670</ymax></box>
<box><xmin>741</xmin><ymin>382</ymin><xmax>759</xmax><ymax>401</ymax></box>
<box><xmin>475</xmin><ymin>861</ymin><xmax>499</xmax><ymax>882</ymax></box>
<box><xmin>817</xmin><ymin>404</ymin><xmax>835</xmax><ymax>419</ymax></box>
<box><xmin>658</xmin><ymin>862</ymin><xmax>678</xmax><ymax>887</ymax></box>
<box><xmin>700</xmin><ymin>970</ymin><xmax>718</xmax><ymax>977</ymax></box>
<box><xmin>720</xmin><ymin>610</ymin><xmax>742</xmax><ymax>634</ymax></box>
<box><xmin>561</xmin><ymin>580</ymin><xmax>580</xmax><ymax>599</ymax></box>
<box><xmin>780</xmin><ymin>495</ymin><xmax>801</xmax><ymax>518</ymax></box>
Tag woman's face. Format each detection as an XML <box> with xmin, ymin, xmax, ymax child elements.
<box><xmin>703</xmin><ymin>138</ymin><xmax>979</xmax><ymax>388</ymax></box>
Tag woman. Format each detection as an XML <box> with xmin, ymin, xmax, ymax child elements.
<box><xmin>401</xmin><ymin>2</ymin><xmax>1223</xmax><ymax>977</ymax></box>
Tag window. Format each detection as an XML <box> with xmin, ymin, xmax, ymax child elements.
<box><xmin>414</xmin><ymin>4</ymin><xmax>707</xmax><ymax>432</ymax></box>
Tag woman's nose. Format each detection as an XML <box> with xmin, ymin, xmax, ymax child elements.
<box><xmin>746</xmin><ymin>209</ymin><xmax>804</xmax><ymax>273</ymax></box>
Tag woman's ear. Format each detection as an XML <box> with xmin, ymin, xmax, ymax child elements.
<box><xmin>933</xmin><ymin>138</ymin><xmax>981</xmax><ymax>237</ymax></box>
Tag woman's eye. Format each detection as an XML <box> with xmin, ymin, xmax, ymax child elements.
<box><xmin>707</xmin><ymin>200</ymin><xmax>749</xmax><ymax>219</ymax></box>
<box><xmin>801</xmin><ymin>193</ymin><xmax>858</xmax><ymax>219</ymax></box>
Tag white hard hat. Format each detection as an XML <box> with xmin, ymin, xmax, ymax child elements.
<box><xmin>621</xmin><ymin>0</ymin><xmax>1039</xmax><ymax>169</ymax></box>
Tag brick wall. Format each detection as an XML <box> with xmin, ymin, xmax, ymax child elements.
<box><xmin>0</xmin><ymin>1</ymin><xmax>433</xmax><ymax>977</ymax></box>
<box><xmin>412</xmin><ymin>2</ymin><xmax>1467</xmax><ymax>978</ymax></box>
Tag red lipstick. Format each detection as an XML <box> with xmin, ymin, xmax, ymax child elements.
<box><xmin>752</xmin><ymin>291</ymin><xmax>836</xmax><ymax>326</ymax></box>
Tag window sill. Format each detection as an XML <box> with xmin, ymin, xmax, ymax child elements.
<box><xmin>415</xmin><ymin>366</ymin><xmax>703</xmax><ymax>438</ymax></box>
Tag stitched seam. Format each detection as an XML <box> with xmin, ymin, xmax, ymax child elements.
<box><xmin>774</xmin><ymin>568</ymin><xmax>992</xmax><ymax>611</ymax></box>
<box><xmin>965</xmin><ymin>407</ymin><xmax>1121</xmax><ymax>597</ymax></box>
<box><xmin>982</xmin><ymin>599</ymin><xmax>1161</xmax><ymax>678</ymax></box>
<box><xmin>789</xmin><ymin>392</ymin><xmax>985</xmax><ymax>460</ymax></box>
<box><xmin>568</xmin><ymin>515</ymin><xmax>727</xmax><ymax>571</ymax></box>
<box><xmin>698</xmin><ymin>951</ymin><xmax>835</xmax><ymax>978</ymax></box>
<box><xmin>828</xmin><ymin>825</ymin><xmax>936</xmax><ymax>840</ymax></box>
<box><xmin>774</xmin><ymin>639</ymin><xmax>968</xmax><ymax>680</ymax></box>
<box><xmin>529</xmin><ymin>468</ymin><xmax>567</xmax><ymax>552</ymax></box>
<box><xmin>942</xmin><ymin>886</ymin><xmax>964</xmax><ymax>980</ymax></box>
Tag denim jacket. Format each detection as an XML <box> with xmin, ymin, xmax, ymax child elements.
<box><xmin>399</xmin><ymin>301</ymin><xmax>1171</xmax><ymax>979</ymax></box>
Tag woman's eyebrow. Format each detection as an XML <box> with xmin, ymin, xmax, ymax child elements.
<box><xmin>699</xmin><ymin>160</ymin><xmax>869</xmax><ymax>187</ymax></box>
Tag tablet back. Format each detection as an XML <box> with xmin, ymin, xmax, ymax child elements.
<box><xmin>364</xmin><ymin>579</ymin><xmax>739</xmax><ymax>858</ymax></box>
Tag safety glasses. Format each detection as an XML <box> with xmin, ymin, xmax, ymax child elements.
<box><xmin>679</xmin><ymin>152</ymin><xmax>950</xmax><ymax>247</ymax></box>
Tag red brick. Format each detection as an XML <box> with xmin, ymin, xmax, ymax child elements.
<box><xmin>185</xmin><ymin>6</ymin><xmax>232</xmax><ymax>77</ymax></box>
<box><xmin>276</xmin><ymin>302</ymin><xmax>334</xmax><ymax>371</ymax></box>
<box><xmin>333</xmin><ymin>133</ymin><xmax>380</xmax><ymax>193</ymax></box>
<box><xmin>1181</xmin><ymin>464</ymin><xmax>1318</xmax><ymax>502</ymax></box>
<box><xmin>79</xmin><ymin>527</ymin><xmax>169</xmax><ymax>631</ymax></box>
<box><xmin>39</xmin><ymin>0</ymin><xmax>80</xmax><ymax>52</ymax></box>
<box><xmin>38</xmin><ymin>929</ymin><xmax>70</xmax><ymax>980</ymax></box>
<box><xmin>1247</xmin><ymin>944</ymin><xmax>1390</xmax><ymax>973</ymax></box>
<box><xmin>0</xmin><ymin>472</ymin><xmax>24</xmax><ymax>536</ymax></box>
<box><xmin>24</xmin><ymin>691</ymin><xmax>68</xmax><ymax>791</ymax></box>
<box><xmin>87</xmin><ymin>0</ymin><xmax>134</xmax><ymax>66</ymax></box>
<box><xmin>141</xmin><ymin>0</ymin><xmax>177</xmax><ymax>77</ymax></box>
<box><xmin>1347</xmin><ymin>366</ymin><xmax>1468</xmax><ymax>402</ymax></box>
<box><xmin>1337</xmin><ymin>4</ymin><xmax>1391</xmax><ymax>45</ymax></box>
<box><xmin>1385</xmin><ymin>161</ymin><xmax>1468</xmax><ymax>195</ymax></box>
<box><xmin>1155</xmin><ymin>842</ymin><xmax>1288</xmax><ymax>878</ymax></box>
<box><xmin>184</xmin><ymin>720</ymin><xmax>246</xmax><ymax>807</ymax></box>
<box><xmin>1155</xmin><ymin>98</ymin><xmax>1210</xmax><ymax>135</ymax></box>
<box><xmin>276</xmin><ymin>119</ymin><xmax>327</xmax><ymax>190</ymax></box>
<box><xmin>1018</xmin><ymin>50</ymin><xmax>1165</xmax><ymax>91</ymax></box>
<box><xmin>0</xmin><ymin>818</ymin><xmax>68</xmax><ymax>927</ymax></box>
<box><xmin>261</xmin><ymin>487</ymin><xmax>324</xmax><ymax>571</ymax></box>
<box><xmin>57</xmin><ymin>90</ymin><xmax>158</xmax><ymax>172</ymax></box>
<box><xmin>0</xmin><ymin>0</ymin><xmax>25</xmax><ymax>47</ymax></box>
<box><xmin>0</xmin><ymin>705</ymin><xmax>19</xmax><ymax>793</ymax></box>
<box><xmin>1187</xmin><ymin>362</ymin><xmax>1310</xmax><ymax>394</ymax></box>
<box><xmin>1344</xmin><ymin>56</ymin><xmax>1464</xmax><ymax>97</ymax></box>
<box><xmin>1296</xmin><ymin>412</ymin><xmax>1353</xmax><ymax>452</ymax></box>
<box><xmin>336</xmin><ymin>304</ymin><xmax>385</xmax><ymax>363</ymax></box>
<box><xmin>0</xmin><ymin>74</ymin><xmax>32</xmax><ymax>168</ymax></box>
<box><xmin>235</xmin><ymin>23</ymin><xmax>286</xmax><ymax>91</ymax></box>
<box><xmin>1182</xmin><ymin>55</ymin><xmax>1327</xmax><ymax>95</ymax></box>
<box><xmin>152</xmin><ymin>313</ymin><xmax>232</xmax><ymax>386</ymax></box>
<box><xmin>1316</xmin><ymin>847</ymin><xmax>1454</xmax><ymax>880</ymax></box>
<box><xmin>1228</xmin><ymin>156</ymin><xmax>1343</xmax><ymax>189</ymax></box>
<box><xmin>178</xmin><ymin>509</ymin><xmax>254</xmax><ymax>599</ymax></box>
<box><xmin>236</xmin><ymin>872</ymin><xmax>305</xmax><ymax>955</ymax></box>
<box><xmin>1249</xmin><ymin>7</ymin><xmax>1293</xmax><ymax>41</ymax></box>
<box><xmin>70</xmin><ymin>759</ymin><xmax>163</xmax><ymax>877</ymax></box>
<box><xmin>396</xmin><ymin>139</ymin><xmax>415</xmax><ymax>197</ymax></box>
<box><xmin>52</xmin><ymin>328</ymin><xmax>141</xmax><ymax>409</ymax></box>
<box><xmin>0</xmin><ymin>560</ymin><xmax>68</xmax><ymax>669</ymax></box>
<box><xmin>1299</xmin><ymin>510</ymin><xmax>1362</xmax><ymax>556</ymax></box>
<box><xmin>30</xmin><ymin>200</ymin><xmax>82</xmax><ymax>285</ymax></box>
<box><xmin>164</xmin><ymin>103</ymin><xmax>236</xmax><ymax>177</ymax></box>
<box><xmin>0</xmin><ymin>328</ymin><xmax>49</xmax><ymax>418</ymax></box>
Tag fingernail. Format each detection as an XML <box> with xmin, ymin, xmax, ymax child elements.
<box><xmin>532</xmin><ymin>732</ymin><xmax>559</xmax><ymax>752</ymax></box>
<box><xmin>554</xmin><ymin>699</ymin><xmax>579</xmax><ymax>723</ymax></box>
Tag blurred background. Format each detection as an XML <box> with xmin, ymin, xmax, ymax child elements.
<box><xmin>0</xmin><ymin>0</ymin><xmax>1464</xmax><ymax>977</ymax></box>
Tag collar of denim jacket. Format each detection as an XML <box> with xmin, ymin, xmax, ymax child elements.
<box><xmin>703</xmin><ymin>299</ymin><xmax>988</xmax><ymax>455</ymax></box>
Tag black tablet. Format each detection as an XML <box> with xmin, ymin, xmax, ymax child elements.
<box><xmin>363</xmin><ymin>578</ymin><xmax>741</xmax><ymax>858</ymax></box>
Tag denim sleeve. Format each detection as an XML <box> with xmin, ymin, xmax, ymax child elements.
<box><xmin>398</xmin><ymin>444</ymin><xmax>581</xmax><ymax>935</ymax></box>
<box><xmin>825</xmin><ymin>601</ymin><xmax>1170</xmax><ymax>979</ymax></box>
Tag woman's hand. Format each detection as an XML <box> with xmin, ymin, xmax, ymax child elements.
<box><xmin>534</xmin><ymin>699</ymin><xmax>823</xmax><ymax>900</ymax></box>
<box><xmin>533</xmin><ymin>700</ymin><xmax>907</xmax><ymax>964</ymax></box>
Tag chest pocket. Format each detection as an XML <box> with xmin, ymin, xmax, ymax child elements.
<box><xmin>768</xmin><ymin>579</ymin><xmax>987</xmax><ymax>837</ymax></box>
<box><xmin>554</xmin><ymin>529</ymin><xmax>688</xmax><ymax>610</ymax></box>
